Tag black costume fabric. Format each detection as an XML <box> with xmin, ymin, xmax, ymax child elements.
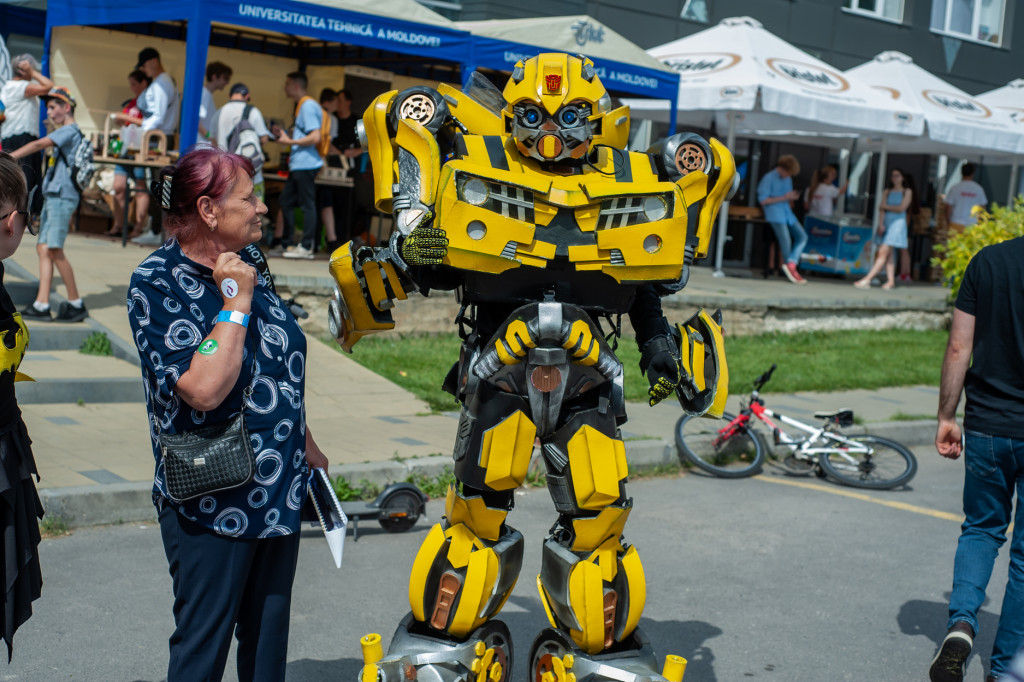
<box><xmin>0</xmin><ymin>262</ymin><xmax>43</xmax><ymax>661</ymax></box>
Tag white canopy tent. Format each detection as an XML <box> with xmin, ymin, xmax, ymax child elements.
<box><xmin>846</xmin><ymin>53</ymin><xmax>1024</xmax><ymax>160</ymax></box>
<box><xmin>976</xmin><ymin>78</ymin><xmax>1024</xmax><ymax>201</ymax></box>
<box><xmin>627</xmin><ymin>17</ymin><xmax>924</xmax><ymax>274</ymax></box>
<box><xmin>846</xmin><ymin>52</ymin><xmax>1024</xmax><ymax>221</ymax></box>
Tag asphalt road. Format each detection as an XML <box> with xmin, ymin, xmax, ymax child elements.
<box><xmin>3</xmin><ymin>444</ymin><xmax>1011</xmax><ymax>682</ymax></box>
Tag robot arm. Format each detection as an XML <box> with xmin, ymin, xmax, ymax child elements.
<box><xmin>649</xmin><ymin>132</ymin><xmax>737</xmax><ymax>264</ymax></box>
<box><xmin>327</xmin><ymin>237</ymin><xmax>417</xmax><ymax>353</ymax></box>
<box><xmin>630</xmin><ymin>286</ymin><xmax>729</xmax><ymax>416</ymax></box>
<box><xmin>360</xmin><ymin>86</ymin><xmax>452</xmax><ymax>235</ymax></box>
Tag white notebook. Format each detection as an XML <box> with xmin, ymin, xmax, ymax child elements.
<box><xmin>308</xmin><ymin>467</ymin><xmax>348</xmax><ymax>568</ymax></box>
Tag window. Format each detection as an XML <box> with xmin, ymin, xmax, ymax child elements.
<box><xmin>931</xmin><ymin>0</ymin><xmax>1006</xmax><ymax>46</ymax></box>
<box><xmin>843</xmin><ymin>0</ymin><xmax>904</xmax><ymax>23</ymax></box>
<box><xmin>681</xmin><ymin>0</ymin><xmax>710</xmax><ymax>23</ymax></box>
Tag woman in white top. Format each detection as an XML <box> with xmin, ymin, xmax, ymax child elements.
<box><xmin>803</xmin><ymin>166</ymin><xmax>846</xmax><ymax>217</ymax></box>
<box><xmin>0</xmin><ymin>55</ymin><xmax>54</xmax><ymax>210</ymax></box>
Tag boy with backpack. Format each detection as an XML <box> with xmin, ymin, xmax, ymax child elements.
<box><xmin>11</xmin><ymin>86</ymin><xmax>88</xmax><ymax>322</ymax></box>
<box><xmin>212</xmin><ymin>83</ymin><xmax>270</xmax><ymax>200</ymax></box>
<box><xmin>271</xmin><ymin>71</ymin><xmax>328</xmax><ymax>260</ymax></box>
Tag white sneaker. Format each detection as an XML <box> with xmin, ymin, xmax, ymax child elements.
<box><xmin>131</xmin><ymin>231</ymin><xmax>164</xmax><ymax>246</ymax></box>
<box><xmin>282</xmin><ymin>244</ymin><xmax>314</xmax><ymax>260</ymax></box>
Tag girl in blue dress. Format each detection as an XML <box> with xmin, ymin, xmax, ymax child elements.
<box><xmin>854</xmin><ymin>168</ymin><xmax>913</xmax><ymax>290</ymax></box>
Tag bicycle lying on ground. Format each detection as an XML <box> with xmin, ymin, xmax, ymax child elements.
<box><xmin>674</xmin><ymin>364</ymin><xmax>918</xmax><ymax>489</ymax></box>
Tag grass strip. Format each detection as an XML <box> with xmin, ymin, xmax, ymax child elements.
<box><xmin>324</xmin><ymin>328</ymin><xmax>948</xmax><ymax>412</ymax></box>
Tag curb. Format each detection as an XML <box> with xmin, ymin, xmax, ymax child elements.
<box><xmin>40</xmin><ymin>421</ymin><xmax>937</xmax><ymax>529</ymax></box>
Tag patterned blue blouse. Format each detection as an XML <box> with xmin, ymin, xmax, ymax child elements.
<box><xmin>127</xmin><ymin>238</ymin><xmax>309</xmax><ymax>538</ymax></box>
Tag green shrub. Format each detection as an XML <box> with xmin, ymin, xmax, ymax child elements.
<box><xmin>932</xmin><ymin>198</ymin><xmax>1024</xmax><ymax>300</ymax></box>
<box><xmin>79</xmin><ymin>331</ymin><xmax>113</xmax><ymax>356</ymax></box>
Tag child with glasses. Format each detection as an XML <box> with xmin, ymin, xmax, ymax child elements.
<box><xmin>0</xmin><ymin>150</ymin><xmax>44</xmax><ymax>659</ymax></box>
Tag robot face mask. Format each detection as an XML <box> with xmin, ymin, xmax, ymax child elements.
<box><xmin>503</xmin><ymin>53</ymin><xmax>611</xmax><ymax>165</ymax></box>
<box><xmin>510</xmin><ymin>100</ymin><xmax>594</xmax><ymax>162</ymax></box>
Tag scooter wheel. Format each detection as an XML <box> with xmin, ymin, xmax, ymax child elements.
<box><xmin>377</xmin><ymin>489</ymin><xmax>423</xmax><ymax>533</ymax></box>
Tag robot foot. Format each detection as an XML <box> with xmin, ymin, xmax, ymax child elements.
<box><xmin>360</xmin><ymin>613</ymin><xmax>512</xmax><ymax>682</ymax></box>
<box><xmin>528</xmin><ymin>627</ymin><xmax>687</xmax><ymax>682</ymax></box>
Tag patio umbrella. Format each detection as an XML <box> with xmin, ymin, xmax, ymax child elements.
<box><xmin>629</xmin><ymin>17</ymin><xmax>923</xmax><ymax>274</ymax></box>
<box><xmin>847</xmin><ymin>52</ymin><xmax>1024</xmax><ymax>226</ymax></box>
<box><xmin>976</xmin><ymin>78</ymin><xmax>1024</xmax><ymax>201</ymax></box>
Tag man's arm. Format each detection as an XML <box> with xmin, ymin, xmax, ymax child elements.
<box><xmin>936</xmin><ymin>307</ymin><xmax>975</xmax><ymax>459</ymax></box>
<box><xmin>9</xmin><ymin>136</ymin><xmax>54</xmax><ymax>159</ymax></box>
<box><xmin>21</xmin><ymin>64</ymin><xmax>55</xmax><ymax>97</ymax></box>
<box><xmin>275</xmin><ymin>128</ymin><xmax>320</xmax><ymax>147</ymax></box>
<box><xmin>141</xmin><ymin>85</ymin><xmax>169</xmax><ymax>132</ymax></box>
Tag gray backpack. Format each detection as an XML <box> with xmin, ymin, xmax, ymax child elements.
<box><xmin>225</xmin><ymin>104</ymin><xmax>264</xmax><ymax>175</ymax></box>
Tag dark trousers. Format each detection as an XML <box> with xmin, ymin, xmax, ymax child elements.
<box><xmin>2</xmin><ymin>133</ymin><xmax>43</xmax><ymax>214</ymax></box>
<box><xmin>280</xmin><ymin>169</ymin><xmax>318</xmax><ymax>250</ymax></box>
<box><xmin>158</xmin><ymin>505</ymin><xmax>301</xmax><ymax>682</ymax></box>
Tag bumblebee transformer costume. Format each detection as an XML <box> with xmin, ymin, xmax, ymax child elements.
<box><xmin>329</xmin><ymin>53</ymin><xmax>736</xmax><ymax>682</ymax></box>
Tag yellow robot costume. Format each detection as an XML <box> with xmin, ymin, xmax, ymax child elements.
<box><xmin>330</xmin><ymin>53</ymin><xmax>736</xmax><ymax>682</ymax></box>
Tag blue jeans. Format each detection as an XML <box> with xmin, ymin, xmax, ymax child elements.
<box><xmin>948</xmin><ymin>430</ymin><xmax>1024</xmax><ymax>675</ymax></box>
<box><xmin>768</xmin><ymin>220</ymin><xmax>807</xmax><ymax>265</ymax></box>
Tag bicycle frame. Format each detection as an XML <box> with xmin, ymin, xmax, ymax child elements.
<box><xmin>721</xmin><ymin>389</ymin><xmax>874</xmax><ymax>471</ymax></box>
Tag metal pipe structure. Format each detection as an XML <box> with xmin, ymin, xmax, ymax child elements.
<box><xmin>871</xmin><ymin>138</ymin><xmax>889</xmax><ymax>234</ymax></box>
<box><xmin>712</xmin><ymin>111</ymin><xmax>737</xmax><ymax>277</ymax></box>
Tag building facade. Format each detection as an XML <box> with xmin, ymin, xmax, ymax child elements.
<box><xmin>439</xmin><ymin>0</ymin><xmax>1020</xmax><ymax>96</ymax></box>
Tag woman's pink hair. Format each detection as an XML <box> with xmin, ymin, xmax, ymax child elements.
<box><xmin>154</xmin><ymin>147</ymin><xmax>254</xmax><ymax>244</ymax></box>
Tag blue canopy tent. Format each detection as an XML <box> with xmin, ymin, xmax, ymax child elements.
<box><xmin>0</xmin><ymin>2</ymin><xmax>46</xmax><ymax>42</ymax></box>
<box><xmin>43</xmin><ymin>0</ymin><xmax>474</xmax><ymax>147</ymax></box>
<box><xmin>458</xmin><ymin>16</ymin><xmax>680</xmax><ymax>134</ymax></box>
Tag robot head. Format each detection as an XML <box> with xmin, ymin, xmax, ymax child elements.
<box><xmin>502</xmin><ymin>53</ymin><xmax>614</xmax><ymax>164</ymax></box>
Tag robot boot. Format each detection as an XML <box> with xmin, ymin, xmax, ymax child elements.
<box><xmin>365</xmin><ymin>485</ymin><xmax>523</xmax><ymax>681</ymax></box>
<box><xmin>529</xmin><ymin>627</ymin><xmax>688</xmax><ymax>682</ymax></box>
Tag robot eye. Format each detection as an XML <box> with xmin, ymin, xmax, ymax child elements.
<box><xmin>558</xmin><ymin>107</ymin><xmax>580</xmax><ymax>126</ymax></box>
<box><xmin>520</xmin><ymin>106</ymin><xmax>542</xmax><ymax>127</ymax></box>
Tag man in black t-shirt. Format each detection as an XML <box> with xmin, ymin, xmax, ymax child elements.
<box><xmin>931</xmin><ymin>237</ymin><xmax>1024</xmax><ymax>682</ymax></box>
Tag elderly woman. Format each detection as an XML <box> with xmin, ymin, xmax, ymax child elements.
<box><xmin>126</xmin><ymin>147</ymin><xmax>328</xmax><ymax>681</ymax></box>
<box><xmin>0</xmin><ymin>151</ymin><xmax>43</xmax><ymax>660</ymax></box>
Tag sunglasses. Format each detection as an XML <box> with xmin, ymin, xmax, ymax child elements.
<box><xmin>1</xmin><ymin>187</ymin><xmax>37</xmax><ymax>236</ymax></box>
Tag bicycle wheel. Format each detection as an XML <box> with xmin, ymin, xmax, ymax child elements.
<box><xmin>818</xmin><ymin>434</ymin><xmax>917</xmax><ymax>489</ymax></box>
<box><xmin>675</xmin><ymin>412</ymin><xmax>766</xmax><ymax>478</ymax></box>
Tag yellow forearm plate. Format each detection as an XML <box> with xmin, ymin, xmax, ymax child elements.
<box><xmin>696</xmin><ymin>138</ymin><xmax>736</xmax><ymax>259</ymax></box>
<box><xmin>397</xmin><ymin>119</ymin><xmax>442</xmax><ymax>206</ymax></box>
<box><xmin>328</xmin><ymin>241</ymin><xmax>413</xmax><ymax>352</ymax></box>
<box><xmin>675</xmin><ymin>308</ymin><xmax>729</xmax><ymax>417</ymax></box>
<box><xmin>362</xmin><ymin>90</ymin><xmax>399</xmax><ymax>213</ymax></box>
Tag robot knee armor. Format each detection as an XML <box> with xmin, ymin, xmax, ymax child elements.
<box><xmin>537</xmin><ymin>535</ymin><xmax>646</xmax><ymax>655</ymax></box>
<box><xmin>409</xmin><ymin>489</ymin><xmax>524</xmax><ymax>640</ymax></box>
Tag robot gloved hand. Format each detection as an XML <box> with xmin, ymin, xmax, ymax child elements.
<box><xmin>639</xmin><ymin>334</ymin><xmax>687</xmax><ymax>407</ymax></box>
<box><xmin>399</xmin><ymin>220</ymin><xmax>448</xmax><ymax>266</ymax></box>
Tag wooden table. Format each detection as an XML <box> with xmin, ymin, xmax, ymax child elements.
<box><xmin>92</xmin><ymin>155</ymin><xmax>174</xmax><ymax>247</ymax></box>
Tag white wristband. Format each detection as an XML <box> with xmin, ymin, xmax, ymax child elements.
<box><xmin>217</xmin><ymin>310</ymin><xmax>249</xmax><ymax>328</ymax></box>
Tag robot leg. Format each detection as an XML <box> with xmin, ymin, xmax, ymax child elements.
<box><xmin>364</xmin><ymin>399</ymin><xmax>534</xmax><ymax>681</ymax></box>
<box><xmin>532</xmin><ymin>412</ymin><xmax>687</xmax><ymax>682</ymax></box>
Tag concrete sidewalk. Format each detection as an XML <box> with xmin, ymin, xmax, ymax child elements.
<box><xmin>3</xmin><ymin>233</ymin><xmax>952</xmax><ymax>527</ymax></box>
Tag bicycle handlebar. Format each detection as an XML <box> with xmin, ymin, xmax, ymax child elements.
<box><xmin>753</xmin><ymin>364</ymin><xmax>777</xmax><ymax>391</ymax></box>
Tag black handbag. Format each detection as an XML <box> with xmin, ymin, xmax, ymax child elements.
<box><xmin>159</xmin><ymin>393</ymin><xmax>254</xmax><ymax>503</ymax></box>
<box><xmin>158</xmin><ymin>324</ymin><xmax>257</xmax><ymax>503</ymax></box>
